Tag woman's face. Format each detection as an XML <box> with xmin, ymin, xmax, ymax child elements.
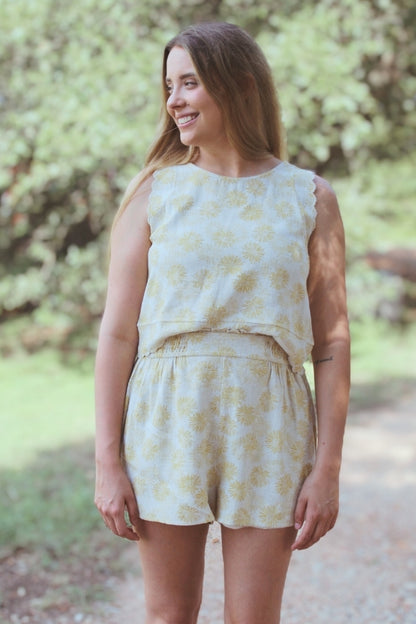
<box><xmin>165</xmin><ymin>46</ymin><xmax>226</xmax><ymax>150</ymax></box>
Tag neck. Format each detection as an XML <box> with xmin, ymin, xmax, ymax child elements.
<box><xmin>195</xmin><ymin>148</ymin><xmax>279</xmax><ymax>178</ymax></box>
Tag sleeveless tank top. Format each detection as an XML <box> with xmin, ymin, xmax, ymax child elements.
<box><xmin>137</xmin><ymin>161</ymin><xmax>317</xmax><ymax>373</ymax></box>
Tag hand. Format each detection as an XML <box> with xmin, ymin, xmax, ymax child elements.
<box><xmin>95</xmin><ymin>462</ymin><xmax>141</xmax><ymax>541</ymax></box>
<box><xmin>291</xmin><ymin>467</ymin><xmax>339</xmax><ymax>551</ymax></box>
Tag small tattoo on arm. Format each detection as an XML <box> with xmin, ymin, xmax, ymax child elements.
<box><xmin>314</xmin><ymin>355</ymin><xmax>334</xmax><ymax>365</ymax></box>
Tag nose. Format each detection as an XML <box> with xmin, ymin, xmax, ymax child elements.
<box><xmin>167</xmin><ymin>88</ymin><xmax>186</xmax><ymax>110</ymax></box>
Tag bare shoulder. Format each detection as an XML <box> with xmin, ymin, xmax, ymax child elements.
<box><xmin>112</xmin><ymin>174</ymin><xmax>153</xmax><ymax>242</ymax></box>
<box><xmin>120</xmin><ymin>174</ymin><xmax>153</xmax><ymax>223</ymax></box>
<box><xmin>108</xmin><ymin>175</ymin><xmax>153</xmax><ymax>268</ymax></box>
<box><xmin>123</xmin><ymin>170</ymin><xmax>153</xmax><ymax>206</ymax></box>
<box><xmin>130</xmin><ymin>173</ymin><xmax>154</xmax><ymax>203</ymax></box>
<box><xmin>313</xmin><ymin>175</ymin><xmax>339</xmax><ymax>212</ymax></box>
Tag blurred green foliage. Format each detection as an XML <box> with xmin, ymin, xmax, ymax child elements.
<box><xmin>0</xmin><ymin>0</ymin><xmax>415</xmax><ymax>351</ymax></box>
<box><xmin>336</xmin><ymin>157</ymin><xmax>416</xmax><ymax>322</ymax></box>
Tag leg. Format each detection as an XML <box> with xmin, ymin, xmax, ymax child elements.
<box><xmin>221</xmin><ymin>525</ymin><xmax>296</xmax><ymax>624</ymax></box>
<box><xmin>137</xmin><ymin>520</ymin><xmax>209</xmax><ymax>624</ymax></box>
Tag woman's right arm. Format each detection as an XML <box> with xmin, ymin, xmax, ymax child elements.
<box><xmin>94</xmin><ymin>177</ymin><xmax>152</xmax><ymax>541</ymax></box>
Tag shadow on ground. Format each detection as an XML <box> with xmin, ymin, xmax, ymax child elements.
<box><xmin>349</xmin><ymin>376</ymin><xmax>416</xmax><ymax>414</ymax></box>
<box><xmin>0</xmin><ymin>440</ymin><xmax>128</xmax><ymax>623</ymax></box>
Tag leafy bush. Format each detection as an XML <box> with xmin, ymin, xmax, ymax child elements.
<box><xmin>0</xmin><ymin>0</ymin><xmax>415</xmax><ymax>350</ymax></box>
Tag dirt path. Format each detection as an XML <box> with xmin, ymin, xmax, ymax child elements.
<box><xmin>93</xmin><ymin>385</ymin><xmax>416</xmax><ymax>624</ymax></box>
<box><xmin>2</xmin><ymin>387</ymin><xmax>415</xmax><ymax>624</ymax></box>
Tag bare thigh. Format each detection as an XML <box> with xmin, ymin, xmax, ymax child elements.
<box><xmin>221</xmin><ymin>525</ymin><xmax>296</xmax><ymax>624</ymax></box>
<box><xmin>137</xmin><ymin>520</ymin><xmax>209</xmax><ymax>624</ymax></box>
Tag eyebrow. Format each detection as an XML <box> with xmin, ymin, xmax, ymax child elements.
<box><xmin>165</xmin><ymin>72</ymin><xmax>197</xmax><ymax>84</ymax></box>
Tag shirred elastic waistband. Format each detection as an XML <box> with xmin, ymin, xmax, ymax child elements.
<box><xmin>142</xmin><ymin>331</ymin><xmax>289</xmax><ymax>365</ymax></box>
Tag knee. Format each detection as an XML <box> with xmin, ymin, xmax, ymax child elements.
<box><xmin>224</xmin><ymin>605</ymin><xmax>281</xmax><ymax>624</ymax></box>
<box><xmin>225</xmin><ymin>617</ymin><xmax>280</xmax><ymax>624</ymax></box>
<box><xmin>146</xmin><ymin>599</ymin><xmax>201</xmax><ymax>624</ymax></box>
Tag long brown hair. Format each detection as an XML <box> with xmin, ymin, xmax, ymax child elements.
<box><xmin>115</xmin><ymin>22</ymin><xmax>286</xmax><ymax>221</ymax></box>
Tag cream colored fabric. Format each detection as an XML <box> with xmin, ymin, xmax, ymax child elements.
<box><xmin>138</xmin><ymin>161</ymin><xmax>317</xmax><ymax>373</ymax></box>
<box><xmin>122</xmin><ymin>161</ymin><xmax>318</xmax><ymax>528</ymax></box>
<box><xmin>123</xmin><ymin>332</ymin><xmax>316</xmax><ymax>528</ymax></box>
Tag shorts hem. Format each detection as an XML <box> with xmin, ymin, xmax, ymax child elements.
<box><xmin>137</xmin><ymin>513</ymin><xmax>215</xmax><ymax>527</ymax></box>
<box><xmin>219</xmin><ymin>519</ymin><xmax>295</xmax><ymax>530</ymax></box>
<box><xmin>137</xmin><ymin>512</ymin><xmax>295</xmax><ymax>530</ymax></box>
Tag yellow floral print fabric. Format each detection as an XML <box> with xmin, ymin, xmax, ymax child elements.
<box><xmin>123</xmin><ymin>332</ymin><xmax>316</xmax><ymax>529</ymax></box>
<box><xmin>122</xmin><ymin>161</ymin><xmax>318</xmax><ymax>528</ymax></box>
<box><xmin>138</xmin><ymin>161</ymin><xmax>317</xmax><ymax>373</ymax></box>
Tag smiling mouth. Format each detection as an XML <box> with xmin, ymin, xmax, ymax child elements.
<box><xmin>177</xmin><ymin>114</ymin><xmax>198</xmax><ymax>126</ymax></box>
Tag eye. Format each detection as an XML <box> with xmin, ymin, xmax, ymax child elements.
<box><xmin>184</xmin><ymin>80</ymin><xmax>197</xmax><ymax>88</ymax></box>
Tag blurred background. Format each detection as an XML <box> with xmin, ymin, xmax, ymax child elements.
<box><xmin>0</xmin><ymin>0</ymin><xmax>415</xmax><ymax>621</ymax></box>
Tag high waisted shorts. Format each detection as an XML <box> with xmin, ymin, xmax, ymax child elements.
<box><xmin>122</xmin><ymin>332</ymin><xmax>316</xmax><ymax>529</ymax></box>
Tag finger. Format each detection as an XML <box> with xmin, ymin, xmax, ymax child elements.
<box><xmin>293</xmin><ymin>496</ymin><xmax>307</xmax><ymax>532</ymax></box>
<box><xmin>125</xmin><ymin>498</ymin><xmax>141</xmax><ymax>538</ymax></box>
<box><xmin>122</xmin><ymin>526</ymin><xmax>141</xmax><ymax>541</ymax></box>
<box><xmin>108</xmin><ymin>523</ymin><xmax>137</xmax><ymax>541</ymax></box>
<box><xmin>103</xmin><ymin>514</ymin><xmax>119</xmax><ymax>537</ymax></box>
<box><xmin>294</xmin><ymin>512</ymin><xmax>335</xmax><ymax>550</ymax></box>
<box><xmin>328</xmin><ymin>508</ymin><xmax>338</xmax><ymax>531</ymax></box>
<box><xmin>316</xmin><ymin>505</ymin><xmax>338</xmax><ymax>539</ymax></box>
<box><xmin>292</xmin><ymin>511</ymin><xmax>319</xmax><ymax>550</ymax></box>
<box><xmin>113</xmin><ymin>510</ymin><xmax>140</xmax><ymax>542</ymax></box>
<box><xmin>296</xmin><ymin>522</ymin><xmax>323</xmax><ymax>550</ymax></box>
<box><xmin>293</xmin><ymin>525</ymin><xmax>318</xmax><ymax>550</ymax></box>
<box><xmin>98</xmin><ymin>500</ymin><xmax>138</xmax><ymax>541</ymax></box>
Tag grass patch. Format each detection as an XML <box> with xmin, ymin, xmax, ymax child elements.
<box><xmin>0</xmin><ymin>349</ymin><xmax>124</xmax><ymax>562</ymax></box>
<box><xmin>349</xmin><ymin>319</ymin><xmax>416</xmax><ymax>411</ymax></box>
<box><xmin>0</xmin><ymin>349</ymin><xmax>95</xmax><ymax>468</ymax></box>
<box><xmin>0</xmin><ymin>350</ymin><xmax>128</xmax><ymax>619</ymax></box>
<box><xmin>0</xmin><ymin>441</ymin><xmax>99</xmax><ymax>559</ymax></box>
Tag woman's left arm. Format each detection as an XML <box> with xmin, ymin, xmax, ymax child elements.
<box><xmin>292</xmin><ymin>176</ymin><xmax>350</xmax><ymax>551</ymax></box>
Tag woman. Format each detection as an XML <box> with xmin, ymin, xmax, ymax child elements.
<box><xmin>95</xmin><ymin>21</ymin><xmax>350</xmax><ymax>624</ymax></box>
